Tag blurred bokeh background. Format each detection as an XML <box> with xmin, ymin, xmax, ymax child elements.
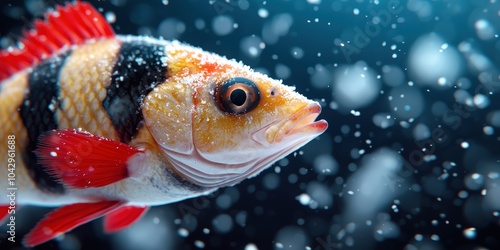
<box><xmin>1</xmin><ymin>0</ymin><xmax>500</xmax><ymax>249</ymax></box>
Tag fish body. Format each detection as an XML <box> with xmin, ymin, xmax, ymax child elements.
<box><xmin>1</xmin><ymin>36</ymin><xmax>216</xmax><ymax>206</ymax></box>
<box><xmin>0</xmin><ymin>1</ymin><xmax>327</xmax><ymax>246</ymax></box>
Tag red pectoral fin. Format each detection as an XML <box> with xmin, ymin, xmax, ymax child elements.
<box><xmin>23</xmin><ymin>201</ymin><xmax>125</xmax><ymax>247</ymax></box>
<box><xmin>1</xmin><ymin>205</ymin><xmax>10</xmax><ymax>223</ymax></box>
<box><xmin>103</xmin><ymin>205</ymin><xmax>150</xmax><ymax>233</ymax></box>
<box><xmin>34</xmin><ymin>129</ymin><xmax>143</xmax><ymax>188</ymax></box>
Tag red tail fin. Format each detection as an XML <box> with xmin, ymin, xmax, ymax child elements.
<box><xmin>0</xmin><ymin>1</ymin><xmax>115</xmax><ymax>82</ymax></box>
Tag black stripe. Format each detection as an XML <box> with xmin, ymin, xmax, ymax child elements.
<box><xmin>104</xmin><ymin>39</ymin><xmax>168</xmax><ymax>143</ymax></box>
<box><xmin>20</xmin><ymin>52</ymin><xmax>70</xmax><ymax>193</ymax></box>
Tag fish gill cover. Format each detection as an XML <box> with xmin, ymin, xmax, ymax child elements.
<box><xmin>0</xmin><ymin>0</ymin><xmax>499</xmax><ymax>249</ymax></box>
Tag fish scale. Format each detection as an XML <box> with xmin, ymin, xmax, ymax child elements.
<box><xmin>104</xmin><ymin>39</ymin><xmax>168</xmax><ymax>143</ymax></box>
<box><xmin>0</xmin><ymin>36</ymin><xmax>172</xmax><ymax>196</ymax></box>
<box><xmin>0</xmin><ymin>74</ymin><xmax>32</xmax><ymax>192</ymax></box>
<box><xmin>57</xmin><ymin>39</ymin><xmax>121</xmax><ymax>141</ymax></box>
<box><xmin>20</xmin><ymin>50</ymin><xmax>69</xmax><ymax>193</ymax></box>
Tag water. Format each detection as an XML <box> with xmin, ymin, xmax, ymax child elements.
<box><xmin>1</xmin><ymin>0</ymin><xmax>499</xmax><ymax>249</ymax></box>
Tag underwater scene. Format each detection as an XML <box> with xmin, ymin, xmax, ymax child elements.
<box><xmin>0</xmin><ymin>0</ymin><xmax>499</xmax><ymax>249</ymax></box>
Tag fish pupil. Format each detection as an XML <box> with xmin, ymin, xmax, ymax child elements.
<box><xmin>230</xmin><ymin>88</ymin><xmax>246</xmax><ymax>106</ymax></box>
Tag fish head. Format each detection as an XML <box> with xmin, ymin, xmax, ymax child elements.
<box><xmin>143</xmin><ymin>41</ymin><xmax>328</xmax><ymax>188</ymax></box>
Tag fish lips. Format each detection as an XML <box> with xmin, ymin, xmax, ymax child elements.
<box><xmin>252</xmin><ymin>102</ymin><xmax>328</xmax><ymax>146</ymax></box>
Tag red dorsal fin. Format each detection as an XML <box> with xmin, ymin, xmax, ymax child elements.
<box><xmin>34</xmin><ymin>129</ymin><xmax>143</xmax><ymax>188</ymax></box>
<box><xmin>0</xmin><ymin>1</ymin><xmax>115</xmax><ymax>82</ymax></box>
<box><xmin>23</xmin><ymin>201</ymin><xmax>125</xmax><ymax>247</ymax></box>
<box><xmin>103</xmin><ymin>205</ymin><xmax>150</xmax><ymax>233</ymax></box>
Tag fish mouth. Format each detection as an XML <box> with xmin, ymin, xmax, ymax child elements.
<box><xmin>265</xmin><ymin>102</ymin><xmax>328</xmax><ymax>143</ymax></box>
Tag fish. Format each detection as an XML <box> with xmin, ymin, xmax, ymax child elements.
<box><xmin>0</xmin><ymin>1</ymin><xmax>328</xmax><ymax>247</ymax></box>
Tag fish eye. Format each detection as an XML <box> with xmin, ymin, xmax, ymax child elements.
<box><xmin>214</xmin><ymin>77</ymin><xmax>260</xmax><ymax>115</ymax></box>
